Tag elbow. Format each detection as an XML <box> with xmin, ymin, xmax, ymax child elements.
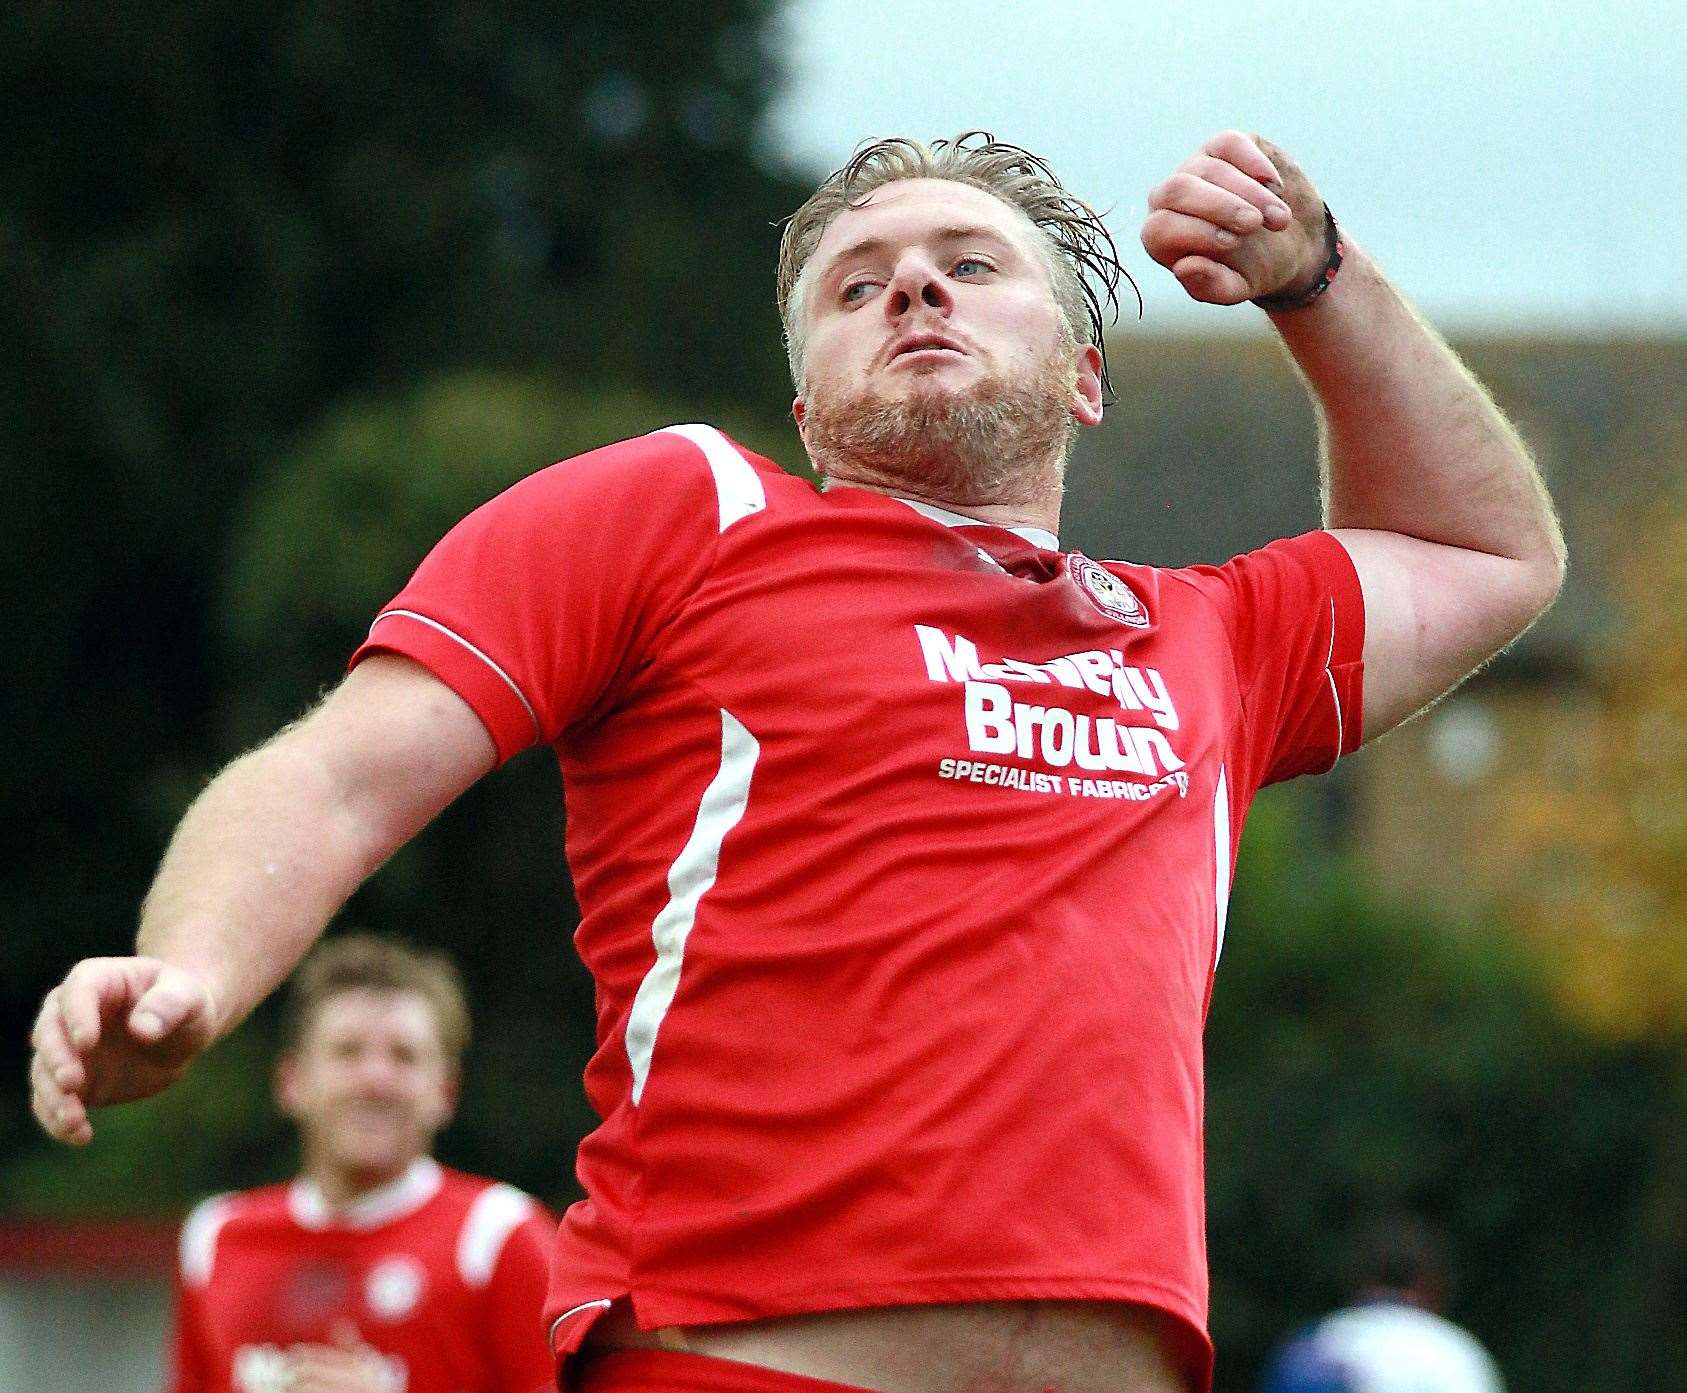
<box><xmin>1503</xmin><ymin>542</ymin><xmax>1567</xmax><ymax>641</ymax></box>
<box><xmin>1530</xmin><ymin>531</ymin><xmax>1569</xmax><ymax>617</ymax></box>
<box><xmin>1509</xmin><ymin>496</ymin><xmax>1568</xmax><ymax>623</ymax></box>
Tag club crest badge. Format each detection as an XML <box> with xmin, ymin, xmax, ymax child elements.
<box><xmin>1068</xmin><ymin>552</ymin><xmax>1149</xmax><ymax>628</ymax></box>
<box><xmin>281</xmin><ymin>1258</ymin><xmax>350</xmax><ymax>1329</ymax></box>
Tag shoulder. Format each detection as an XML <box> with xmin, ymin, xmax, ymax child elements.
<box><xmin>506</xmin><ymin>424</ymin><xmax>788</xmax><ymax>533</ymax></box>
<box><xmin>1158</xmin><ymin>531</ymin><xmax>1355</xmax><ymax>601</ymax></box>
<box><xmin>640</xmin><ymin>423</ymin><xmax>790</xmax><ymax>531</ymax></box>
<box><xmin>177</xmin><ymin>1185</ymin><xmax>286</xmax><ymax>1285</ymax></box>
<box><xmin>1385</xmin><ymin>1307</ymin><xmax>1501</xmax><ymax>1376</ymax></box>
<box><xmin>437</xmin><ymin>1170</ymin><xmax>549</xmax><ymax>1289</ymax></box>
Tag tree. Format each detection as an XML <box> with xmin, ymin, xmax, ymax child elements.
<box><xmin>1</xmin><ymin>1</ymin><xmax>808</xmax><ymax>1166</ymax></box>
<box><xmin>1</xmin><ymin>370</ymin><xmax>793</xmax><ymax>1212</ymax></box>
<box><xmin>1205</xmin><ymin>790</ymin><xmax>1686</xmax><ymax>1392</ymax></box>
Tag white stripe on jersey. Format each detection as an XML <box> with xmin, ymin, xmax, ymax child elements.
<box><xmin>179</xmin><ymin>1193</ymin><xmax>235</xmax><ymax>1287</ymax></box>
<box><xmin>550</xmin><ymin>1298</ymin><xmax>614</xmax><ymax>1349</ymax></box>
<box><xmin>366</xmin><ymin>609</ymin><xmax>541</xmax><ymax>741</ymax></box>
<box><xmin>624</xmin><ymin>708</ymin><xmax>760</xmax><ymax>1105</ymax></box>
<box><xmin>655</xmin><ymin>424</ymin><xmax>767</xmax><ymax>533</ymax></box>
<box><xmin>455</xmin><ymin>1182</ymin><xmax>537</xmax><ymax>1288</ymax></box>
<box><xmin>1322</xmin><ymin>596</ymin><xmax>1345</xmax><ymax>771</ymax></box>
<box><xmin>1212</xmin><ymin>766</ymin><xmax>1232</xmax><ymax>967</ymax></box>
<box><xmin>893</xmin><ymin>495</ymin><xmax>1061</xmax><ymax>552</ymax></box>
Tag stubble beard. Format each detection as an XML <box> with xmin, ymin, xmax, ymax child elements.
<box><xmin>802</xmin><ymin>347</ymin><xmax>1078</xmax><ymax>509</ymax></box>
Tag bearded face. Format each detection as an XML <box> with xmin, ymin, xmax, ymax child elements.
<box><xmin>790</xmin><ymin>179</ymin><xmax>1100</xmax><ymax>510</ymax></box>
<box><xmin>800</xmin><ymin>341</ymin><xmax>1080</xmax><ymax>507</ymax></box>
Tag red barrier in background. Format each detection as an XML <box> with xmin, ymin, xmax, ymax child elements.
<box><xmin>0</xmin><ymin>1219</ymin><xmax>178</xmax><ymax>1278</ymax></box>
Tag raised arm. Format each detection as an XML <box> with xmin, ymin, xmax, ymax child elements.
<box><xmin>1141</xmin><ymin>130</ymin><xmax>1565</xmax><ymax>739</ymax></box>
<box><xmin>29</xmin><ymin>653</ymin><xmax>495</xmax><ymax>1144</ymax></box>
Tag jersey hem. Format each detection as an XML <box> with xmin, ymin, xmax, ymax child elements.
<box><xmin>606</xmin><ymin>1276</ymin><xmax>1212</xmax><ymax>1392</ymax></box>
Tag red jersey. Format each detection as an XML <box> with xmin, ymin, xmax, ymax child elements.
<box><xmin>351</xmin><ymin>426</ymin><xmax>1365</xmax><ymax>1387</ymax></box>
<box><xmin>166</xmin><ymin>1159</ymin><xmax>555</xmax><ymax>1393</ymax></box>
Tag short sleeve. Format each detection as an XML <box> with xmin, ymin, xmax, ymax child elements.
<box><xmin>350</xmin><ymin>428</ymin><xmax>754</xmax><ymax>764</ymax></box>
<box><xmin>1185</xmin><ymin>531</ymin><xmax>1365</xmax><ymax>788</ymax></box>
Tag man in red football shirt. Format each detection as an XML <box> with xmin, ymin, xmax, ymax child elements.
<box><xmin>33</xmin><ymin>130</ymin><xmax>1563</xmax><ymax>1393</ymax></box>
<box><xmin>165</xmin><ymin>934</ymin><xmax>555</xmax><ymax>1393</ymax></box>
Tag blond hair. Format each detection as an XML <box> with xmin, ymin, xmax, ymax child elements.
<box><xmin>281</xmin><ymin>933</ymin><xmax>471</xmax><ymax>1066</ymax></box>
<box><xmin>776</xmin><ymin>131</ymin><xmax>1133</xmax><ymax>394</ymax></box>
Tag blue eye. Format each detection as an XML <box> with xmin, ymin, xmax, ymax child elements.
<box><xmin>842</xmin><ymin>280</ymin><xmax>875</xmax><ymax>304</ymax></box>
<box><xmin>954</xmin><ymin>257</ymin><xmax>990</xmax><ymax>278</ymax></box>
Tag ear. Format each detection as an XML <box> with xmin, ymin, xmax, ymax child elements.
<box><xmin>1070</xmin><ymin>343</ymin><xmax>1104</xmax><ymax>428</ymax></box>
<box><xmin>792</xmin><ymin>396</ymin><xmax>819</xmax><ymax>470</ymax></box>
<box><xmin>274</xmin><ymin>1054</ymin><xmax>302</xmax><ymax>1119</ymax></box>
<box><xmin>435</xmin><ymin>1069</ymin><xmax>461</xmax><ymax>1130</ymax></box>
<box><xmin>419</xmin><ymin>1067</ymin><xmax>459</xmax><ymax>1141</ymax></box>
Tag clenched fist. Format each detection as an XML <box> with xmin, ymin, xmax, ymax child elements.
<box><xmin>1141</xmin><ymin>130</ymin><xmax>1329</xmax><ymax>306</ymax></box>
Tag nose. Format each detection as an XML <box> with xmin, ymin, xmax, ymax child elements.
<box><xmin>349</xmin><ymin>1048</ymin><xmax>403</xmax><ymax>1091</ymax></box>
<box><xmin>883</xmin><ymin>250</ymin><xmax>954</xmax><ymax>321</ymax></box>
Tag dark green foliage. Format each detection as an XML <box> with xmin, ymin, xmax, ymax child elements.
<box><xmin>220</xmin><ymin>370</ymin><xmax>800</xmax><ymax>742</ymax></box>
<box><xmin>0</xmin><ymin>0</ymin><xmax>804</xmax><ymax>1191</ymax></box>
<box><xmin>1</xmin><ymin>1029</ymin><xmax>292</xmax><ymax>1215</ymax></box>
<box><xmin>1207</xmin><ymin>792</ymin><xmax>1687</xmax><ymax>1391</ymax></box>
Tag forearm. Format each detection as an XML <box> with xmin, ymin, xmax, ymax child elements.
<box><xmin>1271</xmin><ymin>241</ymin><xmax>1564</xmax><ymax>579</ymax></box>
<box><xmin>30</xmin><ymin>658</ymin><xmax>491</xmax><ymax>1146</ymax></box>
<box><xmin>136</xmin><ymin>731</ymin><xmax>392</xmax><ymax>1040</ymax></box>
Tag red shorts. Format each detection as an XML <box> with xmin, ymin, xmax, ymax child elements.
<box><xmin>571</xmin><ymin>1350</ymin><xmax>876</xmax><ymax>1393</ymax></box>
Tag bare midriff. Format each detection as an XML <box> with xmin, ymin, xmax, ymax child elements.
<box><xmin>584</xmin><ymin>1299</ymin><xmax>1191</xmax><ymax>1393</ymax></box>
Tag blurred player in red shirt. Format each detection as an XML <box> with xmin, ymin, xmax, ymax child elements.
<box><xmin>35</xmin><ymin>128</ymin><xmax>1564</xmax><ymax>1393</ymax></box>
<box><xmin>165</xmin><ymin>934</ymin><xmax>554</xmax><ymax>1393</ymax></box>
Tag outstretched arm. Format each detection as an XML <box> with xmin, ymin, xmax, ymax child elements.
<box><xmin>30</xmin><ymin>653</ymin><xmax>495</xmax><ymax>1144</ymax></box>
<box><xmin>1141</xmin><ymin>130</ymin><xmax>1565</xmax><ymax>739</ymax></box>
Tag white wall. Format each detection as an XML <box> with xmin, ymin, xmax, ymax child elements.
<box><xmin>0</xmin><ymin>1276</ymin><xmax>170</xmax><ymax>1393</ymax></box>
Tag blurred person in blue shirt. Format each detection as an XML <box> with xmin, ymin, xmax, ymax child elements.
<box><xmin>1258</xmin><ymin>1218</ymin><xmax>1504</xmax><ymax>1393</ymax></box>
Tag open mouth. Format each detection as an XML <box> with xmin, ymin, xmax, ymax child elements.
<box><xmin>890</xmin><ymin>336</ymin><xmax>966</xmax><ymax>364</ymax></box>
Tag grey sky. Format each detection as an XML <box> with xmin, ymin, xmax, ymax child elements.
<box><xmin>761</xmin><ymin>0</ymin><xmax>1685</xmax><ymax>334</ymax></box>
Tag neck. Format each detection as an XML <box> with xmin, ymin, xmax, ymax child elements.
<box><xmin>300</xmin><ymin>1152</ymin><xmax>416</xmax><ymax>1210</ymax></box>
<box><xmin>822</xmin><ymin>469</ymin><xmax>1064</xmax><ymax>536</ymax></box>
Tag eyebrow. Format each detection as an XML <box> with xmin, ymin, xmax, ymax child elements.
<box><xmin>817</xmin><ymin>224</ymin><xmax>1022</xmax><ymax>284</ymax></box>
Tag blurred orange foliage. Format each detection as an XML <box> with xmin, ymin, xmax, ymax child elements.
<box><xmin>1483</xmin><ymin>497</ymin><xmax>1686</xmax><ymax>1039</ymax></box>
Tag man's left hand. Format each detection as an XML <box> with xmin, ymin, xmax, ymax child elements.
<box><xmin>285</xmin><ymin>1322</ymin><xmax>398</xmax><ymax>1393</ymax></box>
<box><xmin>1141</xmin><ymin>131</ymin><xmax>1326</xmax><ymax>305</ymax></box>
